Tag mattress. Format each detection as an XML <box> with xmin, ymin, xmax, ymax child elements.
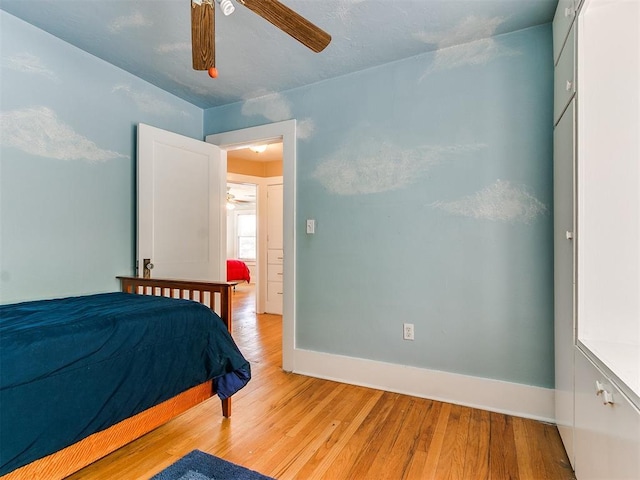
<box><xmin>227</xmin><ymin>259</ymin><xmax>251</xmax><ymax>283</ymax></box>
<box><xmin>0</xmin><ymin>292</ymin><xmax>250</xmax><ymax>475</ymax></box>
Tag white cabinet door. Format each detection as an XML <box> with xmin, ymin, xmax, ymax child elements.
<box><xmin>267</xmin><ymin>183</ymin><xmax>283</xmax><ymax>249</ymax></box>
<box><xmin>553</xmin><ymin>0</ymin><xmax>577</xmax><ymax>64</ymax></box>
<box><xmin>554</xmin><ymin>100</ymin><xmax>576</xmax><ymax>466</ymax></box>
<box><xmin>265</xmin><ymin>183</ymin><xmax>283</xmax><ymax>314</ymax></box>
<box><xmin>574</xmin><ymin>349</ymin><xmax>640</xmax><ymax>480</ymax></box>
<box><xmin>554</xmin><ymin>26</ymin><xmax>576</xmax><ymax>126</ymax></box>
<box><xmin>137</xmin><ymin>123</ymin><xmax>226</xmax><ymax>282</ymax></box>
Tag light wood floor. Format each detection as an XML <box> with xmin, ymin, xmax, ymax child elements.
<box><xmin>68</xmin><ymin>284</ymin><xmax>575</xmax><ymax>480</ymax></box>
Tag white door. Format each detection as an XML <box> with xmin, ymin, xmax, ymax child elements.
<box><xmin>137</xmin><ymin>123</ymin><xmax>227</xmax><ymax>282</ymax></box>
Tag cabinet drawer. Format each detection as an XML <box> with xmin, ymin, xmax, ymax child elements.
<box><xmin>267</xmin><ymin>281</ymin><xmax>283</xmax><ymax>298</ymax></box>
<box><xmin>574</xmin><ymin>349</ymin><xmax>640</xmax><ymax>480</ymax></box>
<box><xmin>553</xmin><ymin>0</ymin><xmax>577</xmax><ymax>64</ymax></box>
<box><xmin>268</xmin><ymin>249</ymin><xmax>284</xmax><ymax>265</ymax></box>
<box><xmin>268</xmin><ymin>264</ymin><xmax>283</xmax><ymax>282</ymax></box>
<box><xmin>554</xmin><ymin>26</ymin><xmax>576</xmax><ymax>125</ymax></box>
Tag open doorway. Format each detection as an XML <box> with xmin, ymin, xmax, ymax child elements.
<box><xmin>226</xmin><ymin>143</ymin><xmax>283</xmax><ymax>315</ymax></box>
<box><xmin>226</xmin><ymin>181</ymin><xmax>257</xmax><ymax>288</ymax></box>
<box><xmin>207</xmin><ymin>120</ymin><xmax>296</xmax><ymax>371</ymax></box>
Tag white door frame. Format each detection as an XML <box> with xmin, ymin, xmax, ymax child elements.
<box><xmin>206</xmin><ymin>120</ymin><xmax>296</xmax><ymax>372</ymax></box>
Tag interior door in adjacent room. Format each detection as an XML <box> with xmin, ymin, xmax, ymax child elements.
<box><xmin>137</xmin><ymin>123</ymin><xmax>227</xmax><ymax>282</ymax></box>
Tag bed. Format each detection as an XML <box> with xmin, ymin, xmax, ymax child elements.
<box><xmin>227</xmin><ymin>259</ymin><xmax>251</xmax><ymax>284</ymax></box>
<box><xmin>0</xmin><ymin>276</ymin><xmax>249</xmax><ymax>480</ymax></box>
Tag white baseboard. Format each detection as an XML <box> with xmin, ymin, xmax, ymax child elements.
<box><xmin>292</xmin><ymin>348</ymin><xmax>555</xmax><ymax>423</ymax></box>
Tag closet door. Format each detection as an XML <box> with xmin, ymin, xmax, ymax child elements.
<box><xmin>553</xmin><ymin>27</ymin><xmax>576</xmax><ymax>126</ymax></box>
<box><xmin>553</xmin><ymin>0</ymin><xmax>577</xmax><ymax>64</ymax></box>
<box><xmin>554</xmin><ymin>100</ymin><xmax>576</xmax><ymax>466</ymax></box>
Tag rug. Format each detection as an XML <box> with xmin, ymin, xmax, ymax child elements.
<box><xmin>151</xmin><ymin>450</ymin><xmax>275</xmax><ymax>480</ymax></box>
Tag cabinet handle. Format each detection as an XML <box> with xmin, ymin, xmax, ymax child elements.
<box><xmin>566</xmin><ymin>80</ymin><xmax>574</xmax><ymax>92</ymax></box>
<box><xmin>595</xmin><ymin>381</ymin><xmax>615</xmax><ymax>405</ymax></box>
<box><xmin>566</xmin><ymin>231</ymin><xmax>573</xmax><ymax>240</ymax></box>
<box><xmin>564</xmin><ymin>6</ymin><xmax>574</xmax><ymax>17</ymax></box>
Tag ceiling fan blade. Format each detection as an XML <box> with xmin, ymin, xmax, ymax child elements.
<box><xmin>191</xmin><ymin>1</ymin><xmax>215</xmax><ymax>70</ymax></box>
<box><xmin>239</xmin><ymin>0</ymin><xmax>331</xmax><ymax>53</ymax></box>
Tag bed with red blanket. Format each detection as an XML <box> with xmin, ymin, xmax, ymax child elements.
<box><xmin>227</xmin><ymin>259</ymin><xmax>251</xmax><ymax>283</ymax></box>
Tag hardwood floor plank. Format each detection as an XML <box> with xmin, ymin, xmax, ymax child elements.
<box><xmin>247</xmin><ymin>385</ymin><xmax>360</xmax><ymax>476</ymax></box>
<box><xmin>436</xmin><ymin>405</ymin><xmax>471</xmax><ymax>480</ymax></box>
<box><xmin>61</xmin><ymin>284</ymin><xmax>574</xmax><ymax>480</ymax></box>
<box><xmin>405</xmin><ymin>400</ymin><xmax>443</xmax><ymax>480</ymax></box>
<box><xmin>489</xmin><ymin>413</ymin><xmax>520</xmax><ymax>479</ymax></box>
<box><xmin>286</xmin><ymin>383</ymin><xmax>347</xmax><ymax>438</ymax></box>
<box><xmin>513</xmin><ymin>416</ymin><xmax>540</xmax><ymax>480</ymax></box>
<box><xmin>327</xmin><ymin>392</ymin><xmax>400</xmax><ymax>479</ymax></box>
<box><xmin>272</xmin><ymin>420</ymin><xmax>341</xmax><ymax>479</ymax></box>
<box><xmin>422</xmin><ymin>402</ymin><xmax>452</xmax><ymax>479</ymax></box>
<box><xmin>303</xmin><ymin>390</ymin><xmax>383</xmax><ymax>480</ymax></box>
<box><xmin>463</xmin><ymin>407</ymin><xmax>491</xmax><ymax>479</ymax></box>
<box><xmin>361</xmin><ymin>394</ymin><xmax>417</xmax><ymax>479</ymax></box>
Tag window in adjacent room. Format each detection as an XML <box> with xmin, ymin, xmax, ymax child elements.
<box><xmin>237</xmin><ymin>213</ymin><xmax>256</xmax><ymax>260</ymax></box>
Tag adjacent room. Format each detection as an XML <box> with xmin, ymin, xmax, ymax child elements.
<box><xmin>1</xmin><ymin>0</ymin><xmax>638</xmax><ymax>478</ymax></box>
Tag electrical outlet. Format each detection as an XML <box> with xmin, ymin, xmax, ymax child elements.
<box><xmin>403</xmin><ymin>323</ymin><xmax>414</xmax><ymax>340</ymax></box>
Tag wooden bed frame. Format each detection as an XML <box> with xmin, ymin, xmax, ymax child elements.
<box><xmin>1</xmin><ymin>277</ymin><xmax>235</xmax><ymax>480</ymax></box>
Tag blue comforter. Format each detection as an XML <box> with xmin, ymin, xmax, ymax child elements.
<box><xmin>0</xmin><ymin>292</ymin><xmax>251</xmax><ymax>475</ymax></box>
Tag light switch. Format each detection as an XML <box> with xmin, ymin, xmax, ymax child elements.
<box><xmin>306</xmin><ymin>219</ymin><xmax>315</xmax><ymax>234</ymax></box>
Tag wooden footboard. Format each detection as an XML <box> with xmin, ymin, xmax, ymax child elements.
<box><xmin>117</xmin><ymin>276</ymin><xmax>234</xmax><ymax>333</ymax></box>
<box><xmin>1</xmin><ymin>277</ymin><xmax>235</xmax><ymax>480</ymax></box>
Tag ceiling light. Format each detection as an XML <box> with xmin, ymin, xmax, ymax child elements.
<box><xmin>249</xmin><ymin>145</ymin><xmax>267</xmax><ymax>153</ymax></box>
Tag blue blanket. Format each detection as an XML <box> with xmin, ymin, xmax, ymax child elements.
<box><xmin>0</xmin><ymin>292</ymin><xmax>251</xmax><ymax>475</ymax></box>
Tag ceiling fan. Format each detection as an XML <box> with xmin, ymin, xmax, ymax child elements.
<box><xmin>227</xmin><ymin>187</ymin><xmax>255</xmax><ymax>209</ymax></box>
<box><xmin>191</xmin><ymin>0</ymin><xmax>332</xmax><ymax>78</ymax></box>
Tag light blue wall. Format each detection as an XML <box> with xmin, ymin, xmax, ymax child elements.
<box><xmin>0</xmin><ymin>12</ymin><xmax>203</xmax><ymax>303</ymax></box>
<box><xmin>0</xmin><ymin>11</ymin><xmax>555</xmax><ymax>388</ymax></box>
<box><xmin>205</xmin><ymin>25</ymin><xmax>554</xmax><ymax>388</ymax></box>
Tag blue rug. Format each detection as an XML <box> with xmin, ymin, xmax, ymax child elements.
<box><xmin>151</xmin><ymin>450</ymin><xmax>275</xmax><ymax>480</ymax></box>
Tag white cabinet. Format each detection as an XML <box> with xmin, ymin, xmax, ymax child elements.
<box><xmin>574</xmin><ymin>350</ymin><xmax>640</xmax><ymax>480</ymax></box>
<box><xmin>575</xmin><ymin>0</ymin><xmax>640</xmax><ymax>402</ymax></box>
<box><xmin>265</xmin><ymin>183</ymin><xmax>283</xmax><ymax>314</ymax></box>
<box><xmin>553</xmin><ymin>1</ymin><xmax>640</xmax><ymax>477</ymax></box>
<box><xmin>553</xmin><ymin>4</ymin><xmax>577</xmax><ymax>466</ymax></box>
<box><xmin>266</xmin><ymin>249</ymin><xmax>283</xmax><ymax>314</ymax></box>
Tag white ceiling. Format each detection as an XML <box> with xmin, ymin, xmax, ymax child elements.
<box><xmin>0</xmin><ymin>0</ymin><xmax>558</xmax><ymax>109</ymax></box>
